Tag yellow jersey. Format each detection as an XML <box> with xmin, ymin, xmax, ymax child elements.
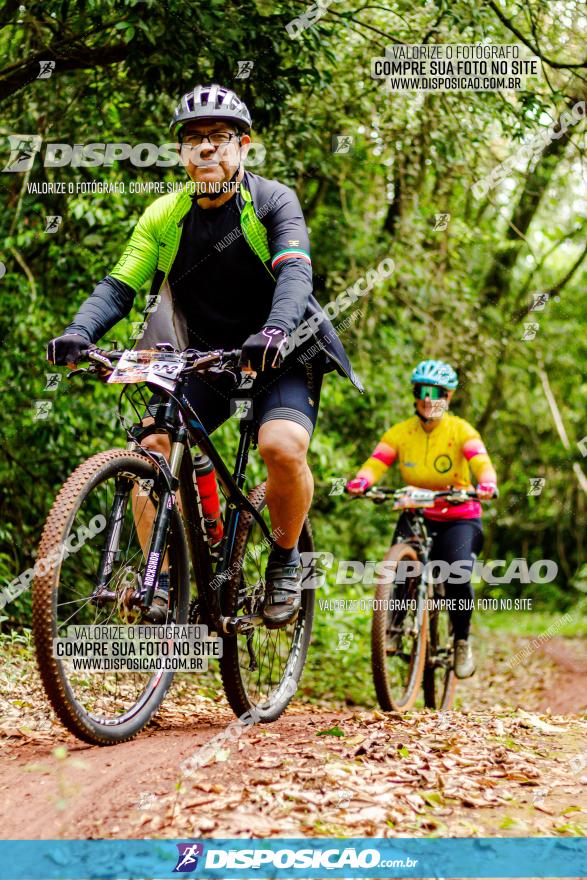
<box><xmin>358</xmin><ymin>414</ymin><xmax>493</xmax><ymax>520</ymax></box>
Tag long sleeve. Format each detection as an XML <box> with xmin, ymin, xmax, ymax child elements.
<box><xmin>264</xmin><ymin>187</ymin><xmax>313</xmax><ymax>333</ymax></box>
<box><xmin>109</xmin><ymin>197</ymin><xmax>161</xmax><ymax>291</ymax></box>
<box><xmin>357</xmin><ymin>426</ymin><xmax>399</xmax><ymax>485</ymax></box>
<box><xmin>65</xmin><ymin>275</ymin><xmax>137</xmax><ymax>343</ymax></box>
<box><xmin>461</xmin><ymin>430</ymin><xmax>496</xmax><ymax>483</ymax></box>
<box><xmin>65</xmin><ymin>196</ymin><xmax>163</xmax><ymax>343</ymax></box>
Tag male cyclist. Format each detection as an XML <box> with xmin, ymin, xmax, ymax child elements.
<box><xmin>47</xmin><ymin>84</ymin><xmax>362</xmax><ymax>629</ymax></box>
<box><xmin>346</xmin><ymin>360</ymin><xmax>497</xmax><ymax>678</ymax></box>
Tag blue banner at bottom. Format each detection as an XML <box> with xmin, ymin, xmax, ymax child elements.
<box><xmin>0</xmin><ymin>837</ymin><xmax>585</xmax><ymax>879</ymax></box>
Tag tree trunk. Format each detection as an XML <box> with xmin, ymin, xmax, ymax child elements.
<box><xmin>479</xmin><ymin>130</ymin><xmax>571</xmax><ymax>308</ymax></box>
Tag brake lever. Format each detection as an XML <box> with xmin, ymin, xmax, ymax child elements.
<box><xmin>365</xmin><ymin>489</ymin><xmax>388</xmax><ymax>504</ymax></box>
<box><xmin>88</xmin><ymin>350</ymin><xmax>114</xmax><ymax>370</ymax></box>
<box><xmin>66</xmin><ymin>366</ymin><xmax>92</xmax><ymax>380</ymax></box>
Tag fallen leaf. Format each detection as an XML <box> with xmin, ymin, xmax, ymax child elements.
<box><xmin>534</xmin><ymin>804</ymin><xmax>554</xmax><ymax>815</ymax></box>
<box><xmin>516</xmin><ymin>709</ymin><xmax>567</xmax><ymax>734</ymax></box>
<box><xmin>422</xmin><ymin>791</ymin><xmax>444</xmax><ymax>807</ymax></box>
<box><xmin>344</xmin><ymin>734</ymin><xmax>366</xmax><ymax>746</ymax></box>
<box><xmin>317</xmin><ymin>725</ymin><xmax>345</xmax><ymax>738</ymax></box>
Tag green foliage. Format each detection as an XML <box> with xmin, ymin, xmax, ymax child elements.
<box><xmin>0</xmin><ymin>0</ymin><xmax>585</xmax><ymax>640</ymax></box>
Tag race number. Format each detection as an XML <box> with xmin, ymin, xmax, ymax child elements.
<box><xmin>108</xmin><ymin>350</ymin><xmax>185</xmax><ymax>392</ymax></box>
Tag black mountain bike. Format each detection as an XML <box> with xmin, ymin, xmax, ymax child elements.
<box><xmin>33</xmin><ymin>346</ymin><xmax>315</xmax><ymax>745</ymax></box>
<box><xmin>351</xmin><ymin>486</ymin><xmax>494</xmax><ymax>713</ymax></box>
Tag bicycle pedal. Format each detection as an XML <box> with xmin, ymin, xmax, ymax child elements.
<box><xmin>263</xmin><ymin>609</ymin><xmax>300</xmax><ymax>631</ymax></box>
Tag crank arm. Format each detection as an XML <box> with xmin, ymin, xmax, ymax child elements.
<box><xmin>245</xmin><ymin>633</ymin><xmax>258</xmax><ymax>670</ymax></box>
<box><xmin>220</xmin><ymin>613</ymin><xmax>264</xmax><ymax>634</ymax></box>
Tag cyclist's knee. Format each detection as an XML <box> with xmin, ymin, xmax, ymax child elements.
<box><xmin>258</xmin><ymin>420</ymin><xmax>309</xmax><ymax>471</ymax></box>
<box><xmin>141</xmin><ymin>430</ymin><xmax>171</xmax><ymax>458</ymax></box>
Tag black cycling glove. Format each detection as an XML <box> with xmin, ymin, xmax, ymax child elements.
<box><xmin>47</xmin><ymin>334</ymin><xmax>93</xmax><ymax>366</ymax></box>
<box><xmin>240</xmin><ymin>326</ymin><xmax>287</xmax><ymax>371</ymax></box>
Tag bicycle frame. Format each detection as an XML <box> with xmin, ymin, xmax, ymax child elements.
<box><xmin>397</xmin><ymin>509</ymin><xmax>433</xmax><ymax>560</ymax></box>
<box><xmin>109</xmin><ymin>373</ymin><xmax>274</xmax><ymax>636</ymax></box>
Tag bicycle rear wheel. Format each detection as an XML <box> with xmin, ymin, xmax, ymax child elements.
<box><xmin>33</xmin><ymin>449</ymin><xmax>190</xmax><ymax>745</ymax></box>
<box><xmin>219</xmin><ymin>482</ymin><xmax>315</xmax><ymax>722</ymax></box>
<box><xmin>371</xmin><ymin>543</ymin><xmax>427</xmax><ymax>712</ymax></box>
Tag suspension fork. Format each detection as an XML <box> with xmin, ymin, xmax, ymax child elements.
<box><xmin>416</xmin><ymin>566</ymin><xmax>429</xmax><ymax>630</ymax></box>
<box><xmin>92</xmin><ymin>446</ymin><xmax>183</xmax><ymax>603</ymax></box>
<box><xmin>138</xmin><ymin>427</ymin><xmax>187</xmax><ymax>609</ymax></box>
<box><xmin>94</xmin><ymin>475</ymin><xmax>135</xmax><ymax>593</ymax></box>
<box><xmin>405</xmin><ymin>512</ymin><xmax>430</xmax><ymax>630</ymax></box>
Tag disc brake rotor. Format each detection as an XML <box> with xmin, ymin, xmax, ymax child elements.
<box><xmin>116</xmin><ymin>567</ymin><xmax>143</xmax><ymax>624</ymax></box>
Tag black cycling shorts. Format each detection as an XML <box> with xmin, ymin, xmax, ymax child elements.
<box><xmin>146</xmin><ymin>357</ymin><xmax>323</xmax><ymax>438</ymax></box>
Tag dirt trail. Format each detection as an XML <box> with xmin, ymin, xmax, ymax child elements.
<box><xmin>537</xmin><ymin>639</ymin><xmax>587</xmax><ymax>715</ymax></box>
<box><xmin>0</xmin><ymin>636</ymin><xmax>585</xmax><ymax>840</ymax></box>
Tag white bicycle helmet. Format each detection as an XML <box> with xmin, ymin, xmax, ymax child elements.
<box><xmin>170</xmin><ymin>84</ymin><xmax>252</xmax><ymax>137</ymax></box>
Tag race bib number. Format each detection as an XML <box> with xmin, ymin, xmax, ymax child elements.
<box><xmin>393</xmin><ymin>487</ymin><xmax>436</xmax><ymax>509</ymax></box>
<box><xmin>107</xmin><ymin>350</ymin><xmax>185</xmax><ymax>392</ymax></box>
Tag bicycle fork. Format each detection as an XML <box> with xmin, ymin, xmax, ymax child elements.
<box><xmin>91</xmin><ymin>431</ymin><xmax>187</xmax><ymax>613</ymax></box>
<box><xmin>138</xmin><ymin>430</ymin><xmax>187</xmax><ymax>612</ymax></box>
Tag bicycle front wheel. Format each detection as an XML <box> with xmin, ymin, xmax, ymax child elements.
<box><xmin>371</xmin><ymin>542</ymin><xmax>427</xmax><ymax>712</ymax></box>
<box><xmin>219</xmin><ymin>482</ymin><xmax>315</xmax><ymax>723</ymax></box>
<box><xmin>423</xmin><ymin>599</ymin><xmax>456</xmax><ymax>710</ymax></box>
<box><xmin>33</xmin><ymin>449</ymin><xmax>190</xmax><ymax>745</ymax></box>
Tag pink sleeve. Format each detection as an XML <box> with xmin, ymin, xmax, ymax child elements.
<box><xmin>371</xmin><ymin>442</ymin><xmax>397</xmax><ymax>467</ymax></box>
<box><xmin>462</xmin><ymin>438</ymin><xmax>487</xmax><ymax>461</ymax></box>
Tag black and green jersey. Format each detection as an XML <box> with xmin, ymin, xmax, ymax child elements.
<box><xmin>65</xmin><ymin>171</ymin><xmax>363</xmax><ymax>391</ymax></box>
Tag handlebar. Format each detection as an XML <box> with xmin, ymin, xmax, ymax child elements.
<box><xmin>346</xmin><ymin>485</ymin><xmax>498</xmax><ymax>506</ymax></box>
<box><xmin>67</xmin><ymin>345</ymin><xmax>243</xmax><ymax>380</ymax></box>
<box><xmin>180</xmin><ymin>348</ymin><xmax>242</xmax><ymax>375</ymax></box>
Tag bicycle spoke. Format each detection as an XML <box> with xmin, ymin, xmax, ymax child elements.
<box><xmin>49</xmin><ymin>466</ymin><xmax>171</xmax><ymax>724</ymax></box>
<box><xmin>220</xmin><ymin>483</ymin><xmax>313</xmax><ymax>722</ymax></box>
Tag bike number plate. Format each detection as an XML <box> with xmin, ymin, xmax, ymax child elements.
<box><xmin>108</xmin><ymin>350</ymin><xmax>185</xmax><ymax>392</ymax></box>
<box><xmin>393</xmin><ymin>488</ymin><xmax>436</xmax><ymax>509</ymax></box>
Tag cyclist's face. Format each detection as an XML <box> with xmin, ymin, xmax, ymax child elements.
<box><xmin>415</xmin><ymin>388</ymin><xmax>453</xmax><ymax>420</ymax></box>
<box><xmin>178</xmin><ymin>121</ymin><xmax>250</xmax><ymax>188</ymax></box>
